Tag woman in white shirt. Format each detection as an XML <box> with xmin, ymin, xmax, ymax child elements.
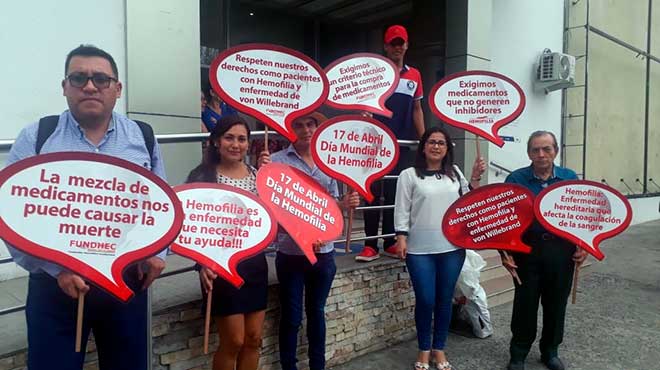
<box><xmin>394</xmin><ymin>126</ymin><xmax>485</xmax><ymax>370</ymax></box>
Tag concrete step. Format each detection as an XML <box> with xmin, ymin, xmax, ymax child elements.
<box><xmin>480</xmin><ymin>254</ymin><xmax>509</xmax><ymax>281</ymax></box>
<box><xmin>482</xmin><ymin>274</ymin><xmax>515</xmax><ymax>307</ymax></box>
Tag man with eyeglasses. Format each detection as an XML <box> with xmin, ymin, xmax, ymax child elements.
<box><xmin>357</xmin><ymin>24</ymin><xmax>425</xmax><ymax>262</ymax></box>
<box><xmin>502</xmin><ymin>131</ymin><xmax>588</xmax><ymax>370</ymax></box>
<box><xmin>5</xmin><ymin>44</ymin><xmax>167</xmax><ymax>370</ymax></box>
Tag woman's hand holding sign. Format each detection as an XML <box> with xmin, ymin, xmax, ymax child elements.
<box><xmin>396</xmin><ymin>236</ymin><xmax>407</xmax><ymax>260</ymax></box>
<box><xmin>429</xmin><ymin>70</ymin><xmax>526</xmax><ymax>147</ymax></box>
<box><xmin>258</xmin><ymin>150</ymin><xmax>271</xmax><ymax>168</ymax></box>
<box><xmin>470</xmin><ymin>157</ymin><xmax>486</xmax><ymax>184</ymax></box>
<box><xmin>442</xmin><ymin>183</ymin><xmax>536</xmax><ymax>287</ymax></box>
<box><xmin>199</xmin><ymin>267</ymin><xmax>218</xmax><ymax>293</ymax></box>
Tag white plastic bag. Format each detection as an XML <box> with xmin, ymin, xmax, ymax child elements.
<box><xmin>454</xmin><ymin>250</ymin><xmax>493</xmax><ymax>338</ymax></box>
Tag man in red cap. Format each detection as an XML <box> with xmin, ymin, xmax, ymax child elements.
<box><xmin>357</xmin><ymin>24</ymin><xmax>425</xmax><ymax>262</ymax></box>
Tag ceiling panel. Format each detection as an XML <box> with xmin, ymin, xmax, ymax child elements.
<box><xmin>241</xmin><ymin>0</ymin><xmax>411</xmax><ymax>24</ymax></box>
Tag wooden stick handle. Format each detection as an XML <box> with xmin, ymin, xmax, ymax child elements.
<box><xmin>345</xmin><ymin>208</ymin><xmax>354</xmax><ymax>253</ymax></box>
<box><xmin>503</xmin><ymin>251</ymin><xmax>522</xmax><ymax>286</ymax></box>
<box><xmin>475</xmin><ymin>134</ymin><xmax>481</xmax><ymax>159</ymax></box>
<box><xmin>264</xmin><ymin>126</ymin><xmax>269</xmax><ymax>152</ymax></box>
<box><xmin>75</xmin><ymin>292</ymin><xmax>86</xmax><ymax>353</ymax></box>
<box><xmin>511</xmin><ymin>267</ymin><xmax>522</xmax><ymax>286</ymax></box>
<box><xmin>572</xmin><ymin>261</ymin><xmax>580</xmax><ymax>304</ymax></box>
<box><xmin>204</xmin><ymin>289</ymin><xmax>212</xmax><ymax>354</ymax></box>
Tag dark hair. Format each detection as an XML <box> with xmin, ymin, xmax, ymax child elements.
<box><xmin>202</xmin><ymin>82</ymin><xmax>214</xmax><ymax>103</ymax></box>
<box><xmin>186</xmin><ymin>114</ymin><xmax>250</xmax><ymax>183</ymax></box>
<box><xmin>527</xmin><ymin>130</ymin><xmax>559</xmax><ymax>153</ymax></box>
<box><xmin>65</xmin><ymin>44</ymin><xmax>118</xmax><ymax>77</ymax></box>
<box><xmin>414</xmin><ymin>126</ymin><xmax>456</xmax><ymax>180</ymax></box>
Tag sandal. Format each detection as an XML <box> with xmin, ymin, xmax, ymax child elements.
<box><xmin>433</xmin><ymin>361</ymin><xmax>454</xmax><ymax>370</ymax></box>
<box><xmin>414</xmin><ymin>362</ymin><xmax>430</xmax><ymax>370</ymax></box>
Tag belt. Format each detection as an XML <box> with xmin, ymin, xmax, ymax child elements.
<box><xmin>527</xmin><ymin>232</ymin><xmax>556</xmax><ymax>241</ymax></box>
<box><xmin>540</xmin><ymin>233</ymin><xmax>555</xmax><ymax>241</ymax></box>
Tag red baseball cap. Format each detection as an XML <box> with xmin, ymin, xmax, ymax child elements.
<box><xmin>384</xmin><ymin>25</ymin><xmax>408</xmax><ymax>44</ymax></box>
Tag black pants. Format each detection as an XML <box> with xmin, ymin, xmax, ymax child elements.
<box><xmin>26</xmin><ymin>267</ymin><xmax>148</xmax><ymax>370</ymax></box>
<box><xmin>509</xmin><ymin>232</ymin><xmax>576</xmax><ymax>361</ymax></box>
<box><xmin>363</xmin><ymin>147</ymin><xmax>413</xmax><ymax>250</ymax></box>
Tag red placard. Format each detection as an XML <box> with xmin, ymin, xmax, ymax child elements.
<box><xmin>171</xmin><ymin>184</ymin><xmax>277</xmax><ymax>288</ymax></box>
<box><xmin>442</xmin><ymin>183</ymin><xmax>535</xmax><ymax>253</ymax></box>
<box><xmin>429</xmin><ymin>70</ymin><xmax>526</xmax><ymax>147</ymax></box>
<box><xmin>256</xmin><ymin>163</ymin><xmax>344</xmax><ymax>264</ymax></box>
<box><xmin>534</xmin><ymin>180</ymin><xmax>633</xmax><ymax>260</ymax></box>
<box><xmin>310</xmin><ymin>115</ymin><xmax>399</xmax><ymax>202</ymax></box>
<box><xmin>324</xmin><ymin>53</ymin><xmax>399</xmax><ymax>117</ymax></box>
<box><xmin>209</xmin><ymin>43</ymin><xmax>329</xmax><ymax>142</ymax></box>
<box><xmin>0</xmin><ymin>153</ymin><xmax>184</xmax><ymax>302</ymax></box>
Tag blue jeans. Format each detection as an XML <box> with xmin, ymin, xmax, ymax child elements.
<box><xmin>276</xmin><ymin>252</ymin><xmax>336</xmax><ymax>370</ymax></box>
<box><xmin>406</xmin><ymin>249</ymin><xmax>466</xmax><ymax>351</ymax></box>
<box><xmin>26</xmin><ymin>269</ymin><xmax>148</xmax><ymax>370</ymax></box>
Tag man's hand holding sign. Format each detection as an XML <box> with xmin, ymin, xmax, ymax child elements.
<box><xmin>309</xmin><ymin>116</ymin><xmax>399</xmax><ymax>252</ymax></box>
<box><xmin>442</xmin><ymin>183</ymin><xmax>535</xmax><ymax>285</ymax></box>
<box><xmin>310</xmin><ymin>116</ymin><xmax>399</xmax><ymax>203</ymax></box>
<box><xmin>534</xmin><ymin>180</ymin><xmax>632</xmax><ymax>303</ymax></box>
<box><xmin>256</xmin><ymin>163</ymin><xmax>346</xmax><ymax>264</ymax></box>
<box><xmin>0</xmin><ymin>152</ymin><xmax>182</xmax><ymax>300</ymax></box>
<box><xmin>0</xmin><ymin>152</ymin><xmax>183</xmax><ymax>350</ymax></box>
<box><xmin>498</xmin><ymin>131</ymin><xmax>633</xmax><ymax>370</ymax></box>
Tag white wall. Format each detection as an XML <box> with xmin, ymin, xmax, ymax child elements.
<box><xmin>0</xmin><ymin>0</ymin><xmax>127</xmax><ymax>280</ymax></box>
<box><xmin>0</xmin><ymin>1</ymin><xmax>127</xmax><ymax>137</ymax></box>
<box><xmin>630</xmin><ymin>196</ymin><xmax>660</xmax><ymax>225</ymax></box>
<box><xmin>126</xmin><ymin>0</ymin><xmax>202</xmax><ymax>186</ymax></box>
<box><xmin>488</xmin><ymin>0</ymin><xmax>564</xmax><ymax>182</ymax></box>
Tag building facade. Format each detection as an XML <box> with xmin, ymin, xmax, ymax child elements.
<box><xmin>1</xmin><ymin>0</ymin><xmax>658</xmax><ymax>279</ymax></box>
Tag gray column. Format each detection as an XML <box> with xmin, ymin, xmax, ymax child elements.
<box><xmin>126</xmin><ymin>0</ymin><xmax>202</xmax><ymax>185</ymax></box>
<box><xmin>444</xmin><ymin>0</ymin><xmax>492</xmax><ymax>180</ymax></box>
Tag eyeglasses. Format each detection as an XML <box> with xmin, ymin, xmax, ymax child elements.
<box><xmin>426</xmin><ymin>140</ymin><xmax>447</xmax><ymax>147</ymax></box>
<box><xmin>66</xmin><ymin>72</ymin><xmax>118</xmax><ymax>89</ymax></box>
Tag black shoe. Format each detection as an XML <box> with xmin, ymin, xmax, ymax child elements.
<box><xmin>541</xmin><ymin>356</ymin><xmax>565</xmax><ymax>370</ymax></box>
<box><xmin>506</xmin><ymin>360</ymin><xmax>525</xmax><ymax>370</ymax></box>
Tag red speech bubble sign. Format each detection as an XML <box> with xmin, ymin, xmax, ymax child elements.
<box><xmin>209</xmin><ymin>43</ymin><xmax>329</xmax><ymax>142</ymax></box>
<box><xmin>171</xmin><ymin>184</ymin><xmax>277</xmax><ymax>288</ymax></box>
<box><xmin>256</xmin><ymin>163</ymin><xmax>344</xmax><ymax>264</ymax></box>
<box><xmin>429</xmin><ymin>70</ymin><xmax>526</xmax><ymax>147</ymax></box>
<box><xmin>534</xmin><ymin>180</ymin><xmax>632</xmax><ymax>260</ymax></box>
<box><xmin>0</xmin><ymin>153</ymin><xmax>184</xmax><ymax>302</ymax></box>
<box><xmin>324</xmin><ymin>53</ymin><xmax>399</xmax><ymax>117</ymax></box>
<box><xmin>442</xmin><ymin>183</ymin><xmax>535</xmax><ymax>253</ymax></box>
<box><xmin>310</xmin><ymin>116</ymin><xmax>399</xmax><ymax>202</ymax></box>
